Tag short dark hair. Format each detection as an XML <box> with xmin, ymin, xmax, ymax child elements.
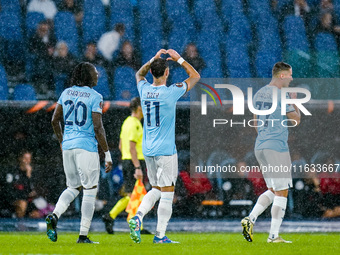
<box><xmin>71</xmin><ymin>62</ymin><xmax>96</xmax><ymax>87</ymax></box>
<box><xmin>130</xmin><ymin>97</ymin><xmax>141</xmax><ymax>112</ymax></box>
<box><xmin>272</xmin><ymin>62</ymin><xmax>292</xmax><ymax>76</ymax></box>
<box><xmin>114</xmin><ymin>23</ymin><xmax>125</xmax><ymax>34</ymax></box>
<box><xmin>150</xmin><ymin>58</ymin><xmax>169</xmax><ymax>79</ymax></box>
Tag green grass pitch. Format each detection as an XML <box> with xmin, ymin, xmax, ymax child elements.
<box><xmin>0</xmin><ymin>232</ymin><xmax>339</xmax><ymax>255</ymax></box>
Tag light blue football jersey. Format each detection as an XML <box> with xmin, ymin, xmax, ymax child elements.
<box><xmin>253</xmin><ymin>85</ymin><xmax>295</xmax><ymax>152</ymax></box>
<box><xmin>57</xmin><ymin>86</ymin><xmax>103</xmax><ymax>152</ymax></box>
<box><xmin>137</xmin><ymin>80</ymin><xmax>187</xmax><ymax>156</ymax></box>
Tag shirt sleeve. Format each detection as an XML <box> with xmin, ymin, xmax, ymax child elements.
<box><xmin>57</xmin><ymin>91</ymin><xmax>64</xmax><ymax>105</ymax></box>
<box><xmin>137</xmin><ymin>79</ymin><xmax>148</xmax><ymax>95</ymax></box>
<box><xmin>92</xmin><ymin>94</ymin><xmax>103</xmax><ymax>114</ymax></box>
<box><xmin>128</xmin><ymin>122</ymin><xmax>140</xmax><ymax>143</ymax></box>
<box><xmin>170</xmin><ymin>82</ymin><xmax>188</xmax><ymax>101</ymax></box>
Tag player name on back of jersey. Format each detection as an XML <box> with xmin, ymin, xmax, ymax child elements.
<box><xmin>66</xmin><ymin>89</ymin><xmax>91</xmax><ymax>98</ymax></box>
<box><xmin>147</xmin><ymin>92</ymin><xmax>159</xmax><ymax>99</ymax></box>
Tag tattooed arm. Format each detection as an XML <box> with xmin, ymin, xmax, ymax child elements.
<box><xmin>135</xmin><ymin>49</ymin><xmax>167</xmax><ymax>84</ymax></box>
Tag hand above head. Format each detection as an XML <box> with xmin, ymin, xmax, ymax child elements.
<box><xmin>166</xmin><ymin>49</ymin><xmax>181</xmax><ymax>62</ymax></box>
<box><xmin>154</xmin><ymin>49</ymin><xmax>167</xmax><ymax>59</ymax></box>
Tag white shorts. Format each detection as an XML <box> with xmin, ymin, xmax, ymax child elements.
<box><xmin>255</xmin><ymin>149</ymin><xmax>293</xmax><ymax>191</ymax></box>
<box><xmin>144</xmin><ymin>153</ymin><xmax>178</xmax><ymax>187</ymax></box>
<box><xmin>63</xmin><ymin>149</ymin><xmax>100</xmax><ymax>189</ymax></box>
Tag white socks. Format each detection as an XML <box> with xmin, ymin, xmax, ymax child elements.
<box><xmin>135</xmin><ymin>189</ymin><xmax>174</xmax><ymax>238</ymax></box>
<box><xmin>269</xmin><ymin>196</ymin><xmax>287</xmax><ymax>239</ymax></box>
<box><xmin>156</xmin><ymin>192</ymin><xmax>174</xmax><ymax>238</ymax></box>
<box><xmin>249</xmin><ymin>190</ymin><xmax>275</xmax><ymax>223</ymax></box>
<box><xmin>79</xmin><ymin>188</ymin><xmax>97</xmax><ymax>236</ymax></box>
<box><xmin>136</xmin><ymin>188</ymin><xmax>161</xmax><ymax>221</ymax></box>
<box><xmin>53</xmin><ymin>187</ymin><xmax>80</xmax><ymax>219</ymax></box>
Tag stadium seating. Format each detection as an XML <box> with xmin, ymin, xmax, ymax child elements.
<box><xmin>281</xmin><ymin>15</ymin><xmax>312</xmax><ymax>78</ymax></box>
<box><xmin>0</xmin><ymin>11</ymin><xmax>24</xmax><ymax>70</ymax></box>
<box><xmin>54</xmin><ymin>11</ymin><xmax>79</xmax><ymax>57</ymax></box>
<box><xmin>111</xmin><ymin>0</ymin><xmax>135</xmax><ymax>42</ymax></box>
<box><xmin>315</xmin><ymin>32</ymin><xmax>338</xmax><ymax>51</ymax></box>
<box><xmin>255</xmin><ymin>19</ymin><xmax>282</xmax><ymax>77</ymax></box>
<box><xmin>165</xmin><ymin>0</ymin><xmax>194</xmax><ymax>32</ymax></box>
<box><xmin>0</xmin><ymin>0</ymin><xmax>21</xmax><ymax>15</ymax></box>
<box><xmin>193</xmin><ymin>0</ymin><xmax>223</xmax><ymax>39</ymax></box>
<box><xmin>166</xmin><ymin>0</ymin><xmax>195</xmax><ymax>46</ymax></box>
<box><xmin>221</xmin><ymin>0</ymin><xmax>244</xmax><ymax>24</ymax></box>
<box><xmin>93</xmin><ymin>66</ymin><xmax>111</xmax><ymax>100</ymax></box>
<box><xmin>227</xmin><ymin>14</ymin><xmax>252</xmax><ymax>47</ymax></box>
<box><xmin>314</xmin><ymin>32</ymin><xmax>340</xmax><ymax>78</ymax></box>
<box><xmin>168</xmin><ymin>27</ymin><xmax>191</xmax><ymax>55</ymax></box>
<box><xmin>248</xmin><ymin>0</ymin><xmax>273</xmax><ymax>26</ymax></box>
<box><xmin>139</xmin><ymin>0</ymin><xmax>162</xmax><ymax>27</ymax></box>
<box><xmin>83</xmin><ymin>0</ymin><xmax>106</xmax><ymax>45</ymax></box>
<box><xmin>0</xmin><ymin>64</ymin><xmax>7</xmax><ymax>100</ymax></box>
<box><xmin>225</xmin><ymin>36</ymin><xmax>251</xmax><ymax>78</ymax></box>
<box><xmin>54</xmin><ymin>74</ymin><xmax>67</xmax><ymax>98</ymax></box>
<box><xmin>283</xmin><ymin>15</ymin><xmax>309</xmax><ymax>51</ymax></box>
<box><xmin>140</xmin><ymin>30</ymin><xmax>163</xmax><ymax>63</ymax></box>
<box><xmin>14</xmin><ymin>84</ymin><xmax>37</xmax><ymax>101</ymax></box>
<box><xmin>283</xmin><ymin>50</ymin><xmax>312</xmax><ymax>78</ymax></box>
<box><xmin>197</xmin><ymin>31</ymin><xmax>223</xmax><ymax>78</ymax></box>
<box><xmin>0</xmin><ymin>12</ymin><xmax>22</xmax><ymax>41</ymax></box>
<box><xmin>25</xmin><ymin>12</ymin><xmax>45</xmax><ymax>39</ymax></box>
<box><xmin>113</xmin><ymin>66</ymin><xmax>138</xmax><ymax>101</ymax></box>
<box><xmin>138</xmin><ymin>0</ymin><xmax>162</xmax><ymax>63</ymax></box>
<box><xmin>333</xmin><ymin>0</ymin><xmax>340</xmax><ymax>22</ymax></box>
<box><xmin>256</xmin><ymin>50</ymin><xmax>280</xmax><ymax>78</ymax></box>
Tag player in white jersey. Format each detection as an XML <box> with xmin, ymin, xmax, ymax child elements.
<box><xmin>241</xmin><ymin>62</ymin><xmax>301</xmax><ymax>243</ymax></box>
<box><xmin>46</xmin><ymin>62</ymin><xmax>113</xmax><ymax>244</ymax></box>
<box><xmin>128</xmin><ymin>49</ymin><xmax>200</xmax><ymax>244</ymax></box>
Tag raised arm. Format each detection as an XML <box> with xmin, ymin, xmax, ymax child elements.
<box><xmin>51</xmin><ymin>103</ymin><xmax>64</xmax><ymax>145</ymax></box>
<box><xmin>93</xmin><ymin>112</ymin><xmax>113</xmax><ymax>173</ymax></box>
<box><xmin>135</xmin><ymin>49</ymin><xmax>167</xmax><ymax>84</ymax></box>
<box><xmin>166</xmin><ymin>49</ymin><xmax>201</xmax><ymax>91</ymax></box>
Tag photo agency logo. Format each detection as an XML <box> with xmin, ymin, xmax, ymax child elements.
<box><xmin>199</xmin><ymin>83</ymin><xmax>312</xmax><ymax>128</ymax></box>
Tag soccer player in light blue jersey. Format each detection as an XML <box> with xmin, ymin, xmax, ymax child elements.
<box><xmin>241</xmin><ymin>62</ymin><xmax>301</xmax><ymax>243</ymax></box>
<box><xmin>129</xmin><ymin>49</ymin><xmax>200</xmax><ymax>244</ymax></box>
<box><xmin>47</xmin><ymin>62</ymin><xmax>113</xmax><ymax>244</ymax></box>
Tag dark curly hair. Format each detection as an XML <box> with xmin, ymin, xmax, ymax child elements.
<box><xmin>71</xmin><ymin>62</ymin><xmax>96</xmax><ymax>87</ymax></box>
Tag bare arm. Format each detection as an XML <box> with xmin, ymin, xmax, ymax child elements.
<box><xmin>253</xmin><ymin>114</ymin><xmax>258</xmax><ymax>133</ymax></box>
<box><xmin>136</xmin><ymin>49</ymin><xmax>167</xmax><ymax>84</ymax></box>
<box><xmin>93</xmin><ymin>112</ymin><xmax>112</xmax><ymax>173</ymax></box>
<box><xmin>51</xmin><ymin>104</ymin><xmax>64</xmax><ymax>145</ymax></box>
<box><xmin>286</xmin><ymin>92</ymin><xmax>301</xmax><ymax>125</ymax></box>
<box><xmin>166</xmin><ymin>49</ymin><xmax>201</xmax><ymax>91</ymax></box>
<box><xmin>118</xmin><ymin>139</ymin><xmax>122</xmax><ymax>151</ymax></box>
<box><xmin>130</xmin><ymin>141</ymin><xmax>143</xmax><ymax>180</ymax></box>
